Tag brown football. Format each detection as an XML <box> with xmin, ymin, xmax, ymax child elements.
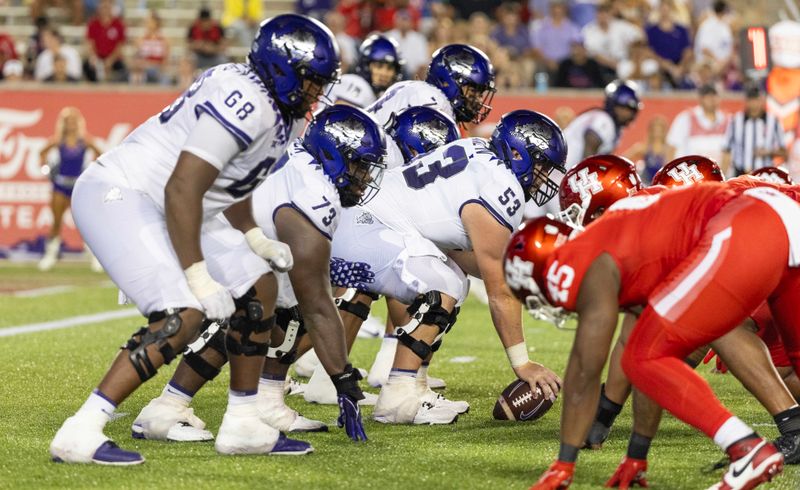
<box><xmin>492</xmin><ymin>378</ymin><xmax>553</xmax><ymax>421</ymax></box>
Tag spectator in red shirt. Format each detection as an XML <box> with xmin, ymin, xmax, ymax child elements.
<box><xmin>188</xmin><ymin>8</ymin><xmax>228</xmax><ymax>70</ymax></box>
<box><xmin>0</xmin><ymin>32</ymin><xmax>18</xmax><ymax>81</ymax></box>
<box><xmin>84</xmin><ymin>0</ymin><xmax>127</xmax><ymax>82</ymax></box>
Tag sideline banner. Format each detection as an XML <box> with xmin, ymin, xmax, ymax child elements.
<box><xmin>0</xmin><ymin>89</ymin><xmax>177</xmax><ymax>257</ymax></box>
<box><xmin>0</xmin><ymin>88</ymin><xmax>743</xmax><ymax>255</ymax></box>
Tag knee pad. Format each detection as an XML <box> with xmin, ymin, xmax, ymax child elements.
<box><xmin>267</xmin><ymin>306</ymin><xmax>306</xmax><ymax>364</ymax></box>
<box><xmin>124</xmin><ymin>308</ymin><xmax>185</xmax><ymax>382</ymax></box>
<box><xmin>226</xmin><ymin>288</ymin><xmax>273</xmax><ymax>356</ymax></box>
<box><xmin>394</xmin><ymin>291</ymin><xmax>454</xmax><ymax>360</ymax></box>
<box><xmin>183</xmin><ymin>320</ymin><xmax>228</xmax><ymax>381</ymax></box>
<box><xmin>334</xmin><ymin>288</ymin><xmax>377</xmax><ymax>321</ymax></box>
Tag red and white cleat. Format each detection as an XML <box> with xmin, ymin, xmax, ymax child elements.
<box><xmin>708</xmin><ymin>437</ymin><xmax>783</xmax><ymax>490</ymax></box>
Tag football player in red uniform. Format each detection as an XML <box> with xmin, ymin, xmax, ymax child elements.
<box><xmin>553</xmin><ymin>156</ymin><xmax>800</xmax><ymax>488</ymax></box>
<box><xmin>507</xmin><ymin>182</ymin><xmax>800</xmax><ymax>489</ymax></box>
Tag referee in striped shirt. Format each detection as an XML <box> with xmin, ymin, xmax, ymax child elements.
<box><xmin>721</xmin><ymin>84</ymin><xmax>787</xmax><ymax>176</ymax></box>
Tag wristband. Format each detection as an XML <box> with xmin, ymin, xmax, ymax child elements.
<box><xmin>505</xmin><ymin>342</ymin><xmax>530</xmax><ymax>368</ymax></box>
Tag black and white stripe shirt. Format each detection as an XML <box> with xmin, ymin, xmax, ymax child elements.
<box><xmin>722</xmin><ymin>111</ymin><xmax>785</xmax><ymax>175</ymax></box>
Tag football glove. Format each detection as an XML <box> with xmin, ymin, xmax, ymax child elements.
<box><xmin>329</xmin><ymin>257</ymin><xmax>375</xmax><ymax>289</ymax></box>
<box><xmin>702</xmin><ymin>349</ymin><xmax>728</xmax><ymax>374</ymax></box>
<box><xmin>331</xmin><ymin>364</ymin><xmax>367</xmax><ymax>442</ymax></box>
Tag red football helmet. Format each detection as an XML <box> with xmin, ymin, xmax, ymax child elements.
<box><xmin>652</xmin><ymin>155</ymin><xmax>724</xmax><ymax>187</ymax></box>
<box><xmin>558</xmin><ymin>155</ymin><xmax>642</xmax><ymax>227</ymax></box>
<box><xmin>504</xmin><ymin>217</ymin><xmax>574</xmax><ymax>327</ymax></box>
<box><xmin>750</xmin><ymin>167</ymin><xmax>794</xmax><ymax>185</ymax></box>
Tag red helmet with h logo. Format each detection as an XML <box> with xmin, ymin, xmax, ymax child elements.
<box><xmin>750</xmin><ymin>166</ymin><xmax>794</xmax><ymax>185</ymax></box>
<box><xmin>558</xmin><ymin>155</ymin><xmax>642</xmax><ymax>227</ymax></box>
<box><xmin>504</xmin><ymin>217</ymin><xmax>574</xmax><ymax>327</ymax></box>
<box><xmin>652</xmin><ymin>155</ymin><xmax>724</xmax><ymax>187</ymax></box>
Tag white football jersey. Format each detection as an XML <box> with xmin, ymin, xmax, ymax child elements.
<box><xmin>362</xmin><ymin>137</ymin><xmax>524</xmax><ymax>251</ymax></box>
<box><xmin>252</xmin><ymin>140</ymin><xmax>342</xmax><ymax>241</ymax></box>
<box><xmin>319</xmin><ymin>73</ymin><xmax>377</xmax><ymax>110</ymax></box>
<box><xmin>98</xmin><ymin>63</ymin><xmax>304</xmax><ymax>219</ymax></box>
<box><xmin>366</xmin><ymin>80</ymin><xmax>454</xmax><ymax>127</ymax></box>
<box><xmin>562</xmin><ymin>109</ymin><xmax>620</xmax><ymax>170</ymax></box>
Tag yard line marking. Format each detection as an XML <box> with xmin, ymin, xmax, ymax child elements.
<box><xmin>12</xmin><ymin>285</ymin><xmax>77</xmax><ymax>297</ymax></box>
<box><xmin>0</xmin><ymin>308</ymin><xmax>140</xmax><ymax>338</ymax></box>
<box><xmin>6</xmin><ymin>280</ymin><xmax>115</xmax><ymax>298</ymax></box>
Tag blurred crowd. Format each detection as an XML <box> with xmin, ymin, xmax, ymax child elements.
<box><xmin>0</xmin><ymin>0</ymin><xmax>751</xmax><ymax>92</ymax></box>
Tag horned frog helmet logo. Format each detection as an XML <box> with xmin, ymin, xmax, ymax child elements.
<box><xmin>512</xmin><ymin>121</ymin><xmax>552</xmax><ymax>152</ymax></box>
<box><xmin>272</xmin><ymin>29</ymin><xmax>317</xmax><ymax>63</ymax></box>
<box><xmin>445</xmin><ymin>51</ymin><xmax>475</xmax><ymax>78</ymax></box>
<box><xmin>325</xmin><ymin>117</ymin><xmax>366</xmax><ymax>148</ymax></box>
<box><xmin>410</xmin><ymin>119</ymin><xmax>450</xmax><ymax>147</ymax></box>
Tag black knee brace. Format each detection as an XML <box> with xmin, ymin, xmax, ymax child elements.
<box><xmin>226</xmin><ymin>288</ymin><xmax>273</xmax><ymax>356</ymax></box>
<box><xmin>182</xmin><ymin>320</ymin><xmax>228</xmax><ymax>381</ymax></box>
<box><xmin>334</xmin><ymin>289</ymin><xmax>377</xmax><ymax>321</ymax></box>
<box><xmin>394</xmin><ymin>291</ymin><xmax>454</xmax><ymax>360</ymax></box>
<box><xmin>124</xmin><ymin>308</ymin><xmax>184</xmax><ymax>382</ymax></box>
<box><xmin>267</xmin><ymin>306</ymin><xmax>307</xmax><ymax>364</ymax></box>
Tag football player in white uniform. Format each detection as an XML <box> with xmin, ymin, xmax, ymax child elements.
<box><xmin>367</xmin><ymin>43</ymin><xmax>496</xmax><ymax>129</ymax></box>
<box><xmin>318</xmin><ymin>33</ymin><xmax>404</xmax><ymax>111</ymax></box>
<box><xmin>49</xmin><ymin>15</ymin><xmax>349</xmax><ymax>465</ymax></box>
<box><xmin>529</xmin><ymin>80</ymin><xmax>642</xmax><ymax>217</ymax></box>
<box><xmin>131</xmin><ymin>105</ymin><xmax>386</xmax><ymax>440</ymax></box>
<box><xmin>328</xmin><ymin>110</ymin><xmax>568</xmax><ymax>424</ymax></box>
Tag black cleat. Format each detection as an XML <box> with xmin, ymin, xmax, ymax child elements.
<box><xmin>774</xmin><ymin>431</ymin><xmax>800</xmax><ymax>465</ymax></box>
<box><xmin>583</xmin><ymin>420</ymin><xmax>612</xmax><ymax>450</ymax></box>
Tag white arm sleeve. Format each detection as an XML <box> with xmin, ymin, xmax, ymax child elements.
<box><xmin>182</xmin><ymin>113</ymin><xmax>242</xmax><ymax>170</ymax></box>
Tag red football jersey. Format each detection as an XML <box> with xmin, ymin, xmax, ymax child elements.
<box><xmin>543</xmin><ymin>183</ymin><xmax>738</xmax><ymax>311</ymax></box>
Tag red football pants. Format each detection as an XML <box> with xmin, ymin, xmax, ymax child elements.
<box><xmin>622</xmin><ymin>196</ymin><xmax>790</xmax><ymax>438</ymax></box>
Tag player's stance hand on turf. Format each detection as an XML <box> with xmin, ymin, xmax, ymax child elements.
<box><xmin>331</xmin><ymin>364</ymin><xmax>368</xmax><ymax>442</ymax></box>
<box><xmin>530</xmin><ymin>460</ymin><xmax>575</xmax><ymax>489</ymax></box>
<box><xmin>514</xmin><ymin>361</ymin><xmax>562</xmax><ymax>402</ymax></box>
<box><xmin>605</xmin><ymin>456</ymin><xmax>648</xmax><ymax>489</ymax></box>
<box><xmin>702</xmin><ymin>349</ymin><xmax>729</xmax><ymax>374</ymax></box>
<box><xmin>245</xmin><ymin>228</ymin><xmax>294</xmax><ymax>272</ymax></box>
<box><xmin>185</xmin><ymin>260</ymin><xmax>235</xmax><ymax>320</ymax></box>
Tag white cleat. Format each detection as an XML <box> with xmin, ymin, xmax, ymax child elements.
<box><xmin>293</xmin><ymin>349</ymin><xmax>320</xmax><ymax>378</ymax></box>
<box><xmin>38</xmin><ymin>238</ymin><xmax>61</xmax><ymax>271</ymax></box>
<box><xmin>302</xmin><ymin>366</ymin><xmax>377</xmax><ymax>406</ymax></box>
<box><xmin>426</xmin><ymin>375</ymin><xmax>447</xmax><ymax>390</ymax></box>
<box><xmin>284</xmin><ymin>377</ymin><xmax>305</xmax><ymax>396</ymax></box>
<box><xmin>420</xmin><ymin>387</ymin><xmax>469</xmax><ymax>414</ymax></box>
<box><xmin>374</xmin><ymin>381</ymin><xmax>458</xmax><ymax>425</ymax></box>
<box><xmin>216</xmin><ymin>404</ymin><xmax>313</xmax><ymax>455</ymax></box>
<box><xmin>131</xmin><ymin>396</ymin><xmax>213</xmax><ymax>442</ymax></box>
<box><xmin>258</xmin><ymin>389</ymin><xmax>327</xmax><ymax>433</ymax></box>
<box><xmin>51</xmin><ymin>413</ymin><xmax>144</xmax><ymax>465</ymax></box>
<box><xmin>367</xmin><ymin>339</ymin><xmax>397</xmax><ymax>388</ymax></box>
<box><xmin>357</xmin><ymin>315</ymin><xmax>385</xmax><ymax>338</ymax></box>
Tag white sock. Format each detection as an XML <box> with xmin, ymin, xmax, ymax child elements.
<box><xmin>713</xmin><ymin>416</ymin><xmax>755</xmax><ymax>450</ymax></box>
<box><xmin>416</xmin><ymin>364</ymin><xmax>429</xmax><ymax>390</ymax></box>
<box><xmin>228</xmin><ymin>389</ymin><xmax>258</xmax><ymax>407</ymax></box>
<box><xmin>258</xmin><ymin>376</ymin><xmax>286</xmax><ymax>397</ymax></box>
<box><xmin>378</xmin><ymin>335</ymin><xmax>398</xmax><ymax>355</ymax></box>
<box><xmin>162</xmin><ymin>381</ymin><xmax>192</xmax><ymax>406</ymax></box>
<box><xmin>77</xmin><ymin>389</ymin><xmax>116</xmax><ymax>419</ymax></box>
<box><xmin>387</xmin><ymin>368</ymin><xmax>417</xmax><ymax>385</ymax></box>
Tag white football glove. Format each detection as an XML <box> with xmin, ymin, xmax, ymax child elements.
<box><xmin>244</xmin><ymin>228</ymin><xmax>294</xmax><ymax>273</ymax></box>
<box><xmin>184</xmin><ymin>261</ymin><xmax>235</xmax><ymax>320</ymax></box>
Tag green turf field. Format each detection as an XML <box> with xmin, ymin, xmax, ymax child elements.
<box><xmin>1</xmin><ymin>262</ymin><xmax>798</xmax><ymax>489</ymax></box>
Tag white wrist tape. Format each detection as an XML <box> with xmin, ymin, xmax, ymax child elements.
<box><xmin>184</xmin><ymin>261</ymin><xmax>218</xmax><ymax>298</ymax></box>
<box><xmin>506</xmin><ymin>342</ymin><xmax>530</xmax><ymax>368</ymax></box>
<box><xmin>244</xmin><ymin>227</ymin><xmax>275</xmax><ymax>257</ymax></box>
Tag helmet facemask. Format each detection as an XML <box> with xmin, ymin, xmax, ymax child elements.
<box><xmin>456</xmin><ymin>79</ymin><xmax>496</xmax><ymax>124</ymax></box>
<box><xmin>338</xmin><ymin>152</ymin><xmax>387</xmax><ymax>207</ymax></box>
<box><xmin>285</xmin><ymin>63</ymin><xmax>342</xmax><ymax>119</ymax></box>
<box><xmin>529</xmin><ymin>159</ymin><xmax>562</xmax><ymax>206</ymax></box>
